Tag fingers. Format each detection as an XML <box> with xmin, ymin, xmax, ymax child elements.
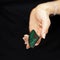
<box><xmin>36</xmin><ymin>9</ymin><xmax>51</xmax><ymax>39</ymax></box>
<box><xmin>35</xmin><ymin>7</ymin><xmax>51</xmax><ymax>39</ymax></box>
<box><xmin>23</xmin><ymin>34</ymin><xmax>42</xmax><ymax>49</ymax></box>
<box><xmin>29</xmin><ymin>18</ymin><xmax>42</xmax><ymax>37</ymax></box>
<box><xmin>41</xmin><ymin>16</ymin><xmax>51</xmax><ymax>39</ymax></box>
<box><xmin>23</xmin><ymin>34</ymin><xmax>29</xmax><ymax>44</ymax></box>
<box><xmin>26</xmin><ymin>43</ymin><xmax>30</xmax><ymax>49</ymax></box>
<box><xmin>35</xmin><ymin>37</ymin><xmax>42</xmax><ymax>46</ymax></box>
<box><xmin>23</xmin><ymin>34</ymin><xmax>30</xmax><ymax>49</ymax></box>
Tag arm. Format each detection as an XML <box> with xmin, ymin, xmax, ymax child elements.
<box><xmin>23</xmin><ymin>0</ymin><xmax>60</xmax><ymax>49</ymax></box>
<box><xmin>36</xmin><ymin>1</ymin><xmax>60</xmax><ymax>16</ymax></box>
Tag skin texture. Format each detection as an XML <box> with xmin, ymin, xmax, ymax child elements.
<box><xmin>23</xmin><ymin>1</ymin><xmax>60</xmax><ymax>49</ymax></box>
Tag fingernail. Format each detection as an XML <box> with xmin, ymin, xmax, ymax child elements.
<box><xmin>24</xmin><ymin>34</ymin><xmax>27</xmax><ymax>36</ymax></box>
<box><xmin>23</xmin><ymin>37</ymin><xmax>24</xmax><ymax>40</ymax></box>
<box><xmin>42</xmin><ymin>34</ymin><xmax>46</xmax><ymax>39</ymax></box>
<box><xmin>26</xmin><ymin>45</ymin><xmax>30</xmax><ymax>49</ymax></box>
<box><xmin>35</xmin><ymin>43</ymin><xmax>38</xmax><ymax>46</ymax></box>
<box><xmin>25</xmin><ymin>42</ymin><xmax>27</xmax><ymax>44</ymax></box>
<box><xmin>25</xmin><ymin>41</ymin><xmax>28</xmax><ymax>44</ymax></box>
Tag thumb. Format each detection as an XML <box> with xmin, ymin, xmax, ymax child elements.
<box><xmin>41</xmin><ymin>16</ymin><xmax>51</xmax><ymax>39</ymax></box>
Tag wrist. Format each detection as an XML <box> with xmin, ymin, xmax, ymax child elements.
<box><xmin>35</xmin><ymin>3</ymin><xmax>53</xmax><ymax>16</ymax></box>
<box><xmin>36</xmin><ymin>1</ymin><xmax>60</xmax><ymax>16</ymax></box>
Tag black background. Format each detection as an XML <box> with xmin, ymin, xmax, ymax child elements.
<box><xmin>0</xmin><ymin>0</ymin><xmax>60</xmax><ymax>59</ymax></box>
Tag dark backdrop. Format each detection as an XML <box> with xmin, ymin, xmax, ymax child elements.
<box><xmin>0</xmin><ymin>0</ymin><xmax>60</xmax><ymax>59</ymax></box>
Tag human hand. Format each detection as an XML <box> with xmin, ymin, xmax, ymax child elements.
<box><xmin>23</xmin><ymin>4</ymin><xmax>51</xmax><ymax>49</ymax></box>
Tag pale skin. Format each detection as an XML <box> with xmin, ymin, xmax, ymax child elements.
<box><xmin>23</xmin><ymin>0</ymin><xmax>60</xmax><ymax>49</ymax></box>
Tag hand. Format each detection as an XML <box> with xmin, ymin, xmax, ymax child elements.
<box><xmin>23</xmin><ymin>4</ymin><xmax>51</xmax><ymax>49</ymax></box>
